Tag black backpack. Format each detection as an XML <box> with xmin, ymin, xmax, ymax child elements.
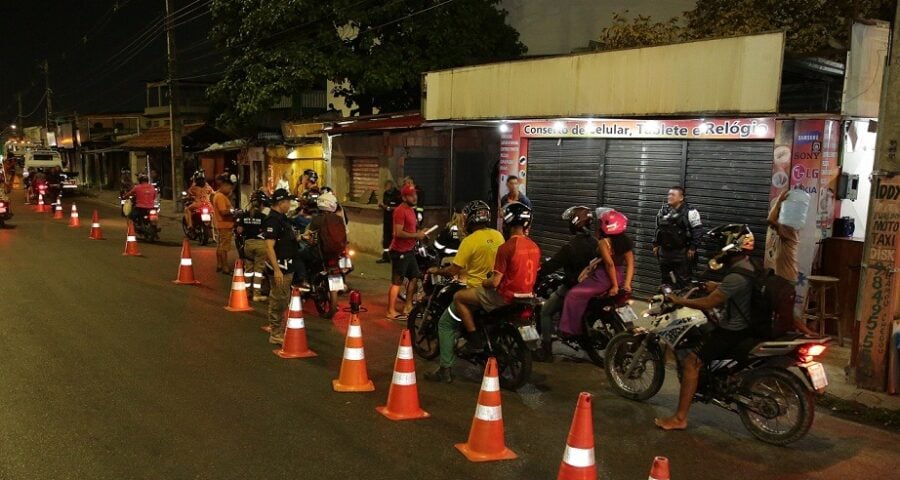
<box><xmin>729</xmin><ymin>264</ymin><xmax>795</xmax><ymax>339</ymax></box>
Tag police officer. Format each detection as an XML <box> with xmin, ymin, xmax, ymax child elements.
<box><xmin>378</xmin><ymin>180</ymin><xmax>401</xmax><ymax>263</ymax></box>
<box><xmin>653</xmin><ymin>186</ymin><xmax>703</xmax><ymax>286</ymax></box>
<box><xmin>237</xmin><ymin>190</ymin><xmax>270</xmax><ymax>302</ymax></box>
<box><xmin>262</xmin><ymin>188</ymin><xmax>301</xmax><ymax>344</ymax></box>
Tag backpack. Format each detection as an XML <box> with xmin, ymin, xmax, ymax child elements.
<box><xmin>729</xmin><ymin>264</ymin><xmax>795</xmax><ymax>339</ymax></box>
<box><xmin>319</xmin><ymin>212</ymin><xmax>348</xmax><ymax>259</ymax></box>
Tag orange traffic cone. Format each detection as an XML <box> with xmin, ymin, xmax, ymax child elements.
<box><xmin>648</xmin><ymin>457</ymin><xmax>670</xmax><ymax>480</ymax></box>
<box><xmin>224</xmin><ymin>260</ymin><xmax>254</xmax><ymax>312</ymax></box>
<box><xmin>332</xmin><ymin>315</ymin><xmax>375</xmax><ymax>392</ymax></box>
<box><xmin>274</xmin><ymin>287</ymin><xmax>317</xmax><ymax>358</ymax></box>
<box><xmin>173</xmin><ymin>238</ymin><xmax>200</xmax><ymax>285</ymax></box>
<box><xmin>53</xmin><ymin>197</ymin><xmax>64</xmax><ymax>219</ymax></box>
<box><xmin>68</xmin><ymin>204</ymin><xmax>80</xmax><ymax>227</ymax></box>
<box><xmin>557</xmin><ymin>392</ymin><xmax>596</xmax><ymax>480</ymax></box>
<box><xmin>36</xmin><ymin>194</ymin><xmax>46</xmax><ymax>212</ymax></box>
<box><xmin>377</xmin><ymin>329</ymin><xmax>430</xmax><ymax>420</ymax></box>
<box><xmin>88</xmin><ymin>210</ymin><xmax>105</xmax><ymax>240</ymax></box>
<box><xmin>123</xmin><ymin>220</ymin><xmax>141</xmax><ymax>256</ymax></box>
<box><xmin>456</xmin><ymin>357</ymin><xmax>517</xmax><ymax>462</ymax></box>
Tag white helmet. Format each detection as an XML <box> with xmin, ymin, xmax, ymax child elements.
<box><xmin>316</xmin><ymin>191</ymin><xmax>338</xmax><ymax>213</ymax></box>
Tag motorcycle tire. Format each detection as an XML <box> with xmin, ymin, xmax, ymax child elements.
<box><xmin>491</xmin><ymin>323</ymin><xmax>532</xmax><ymax>391</ymax></box>
<box><xmin>181</xmin><ymin>218</ymin><xmax>193</xmax><ymax>239</ymax></box>
<box><xmin>604</xmin><ymin>332</ymin><xmax>665</xmax><ymax>401</ymax></box>
<box><xmin>199</xmin><ymin>226</ymin><xmax>210</xmax><ymax>246</ymax></box>
<box><xmin>580</xmin><ymin>317</ymin><xmax>614</xmax><ymax>367</ymax></box>
<box><xmin>314</xmin><ymin>284</ymin><xmax>336</xmax><ymax>319</ymax></box>
<box><xmin>737</xmin><ymin>367</ymin><xmax>815</xmax><ymax>446</ymax></box>
<box><xmin>407</xmin><ymin>304</ymin><xmax>440</xmax><ymax>360</ymax></box>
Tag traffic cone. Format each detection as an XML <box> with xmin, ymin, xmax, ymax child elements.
<box><xmin>648</xmin><ymin>457</ymin><xmax>670</xmax><ymax>480</ymax></box>
<box><xmin>557</xmin><ymin>392</ymin><xmax>596</xmax><ymax>480</ymax></box>
<box><xmin>88</xmin><ymin>210</ymin><xmax>105</xmax><ymax>240</ymax></box>
<box><xmin>224</xmin><ymin>260</ymin><xmax>254</xmax><ymax>312</ymax></box>
<box><xmin>332</xmin><ymin>315</ymin><xmax>375</xmax><ymax>392</ymax></box>
<box><xmin>456</xmin><ymin>357</ymin><xmax>518</xmax><ymax>462</ymax></box>
<box><xmin>274</xmin><ymin>287</ymin><xmax>317</xmax><ymax>359</ymax></box>
<box><xmin>53</xmin><ymin>197</ymin><xmax>64</xmax><ymax>219</ymax></box>
<box><xmin>36</xmin><ymin>194</ymin><xmax>46</xmax><ymax>212</ymax></box>
<box><xmin>377</xmin><ymin>329</ymin><xmax>430</xmax><ymax>420</ymax></box>
<box><xmin>123</xmin><ymin>220</ymin><xmax>141</xmax><ymax>256</ymax></box>
<box><xmin>172</xmin><ymin>238</ymin><xmax>200</xmax><ymax>285</ymax></box>
<box><xmin>68</xmin><ymin>204</ymin><xmax>80</xmax><ymax>227</ymax></box>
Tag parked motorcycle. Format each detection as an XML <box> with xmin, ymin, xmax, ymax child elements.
<box><xmin>181</xmin><ymin>193</ymin><xmax>214</xmax><ymax>246</ymax></box>
<box><xmin>604</xmin><ymin>283</ymin><xmax>828</xmax><ymax>445</ymax></box>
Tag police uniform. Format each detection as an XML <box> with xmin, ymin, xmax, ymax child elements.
<box><xmin>262</xmin><ymin>207</ymin><xmax>300</xmax><ymax>338</ymax></box>
<box><xmin>654</xmin><ymin>203</ymin><xmax>703</xmax><ymax>285</ymax></box>
<box><xmin>236</xmin><ymin>210</ymin><xmax>268</xmax><ymax>298</ymax></box>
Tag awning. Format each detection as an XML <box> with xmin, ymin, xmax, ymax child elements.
<box><xmin>200</xmin><ymin>139</ymin><xmax>247</xmax><ymax>153</ymax></box>
<box><xmin>324</xmin><ymin>112</ymin><xmax>424</xmax><ymax>134</ymax></box>
<box><xmin>120</xmin><ymin>123</ymin><xmax>226</xmax><ymax>150</ymax></box>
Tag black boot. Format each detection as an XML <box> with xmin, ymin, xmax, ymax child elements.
<box><xmin>459</xmin><ymin>332</ymin><xmax>485</xmax><ymax>356</ymax></box>
<box><xmin>376</xmin><ymin>251</ymin><xmax>390</xmax><ymax>264</ymax></box>
<box><xmin>424</xmin><ymin>366</ymin><xmax>453</xmax><ymax>383</ymax></box>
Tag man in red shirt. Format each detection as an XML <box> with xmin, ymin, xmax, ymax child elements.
<box><xmin>123</xmin><ymin>175</ymin><xmax>157</xmax><ymax>220</ymax></box>
<box><xmin>453</xmin><ymin>201</ymin><xmax>541</xmax><ymax>353</ymax></box>
<box><xmin>386</xmin><ymin>184</ymin><xmax>427</xmax><ymax>320</ymax></box>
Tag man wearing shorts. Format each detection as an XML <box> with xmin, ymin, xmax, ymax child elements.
<box><xmin>212</xmin><ymin>175</ymin><xmax>236</xmax><ymax>274</ymax></box>
<box><xmin>385</xmin><ymin>184</ymin><xmax>427</xmax><ymax>320</ymax></box>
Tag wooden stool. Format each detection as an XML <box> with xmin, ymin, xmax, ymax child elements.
<box><xmin>804</xmin><ymin>275</ymin><xmax>843</xmax><ymax>346</ymax></box>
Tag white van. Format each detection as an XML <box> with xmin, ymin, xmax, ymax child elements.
<box><xmin>23</xmin><ymin>150</ymin><xmax>78</xmax><ymax>190</ymax></box>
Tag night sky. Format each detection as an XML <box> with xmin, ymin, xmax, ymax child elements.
<box><xmin>0</xmin><ymin>0</ymin><xmax>218</xmax><ymax>125</ymax></box>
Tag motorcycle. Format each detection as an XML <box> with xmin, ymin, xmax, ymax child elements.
<box><xmin>181</xmin><ymin>193</ymin><xmax>214</xmax><ymax>246</ymax></box>
<box><xmin>0</xmin><ymin>197</ymin><xmax>13</xmax><ymax>227</ymax></box>
<box><xmin>604</xmin><ymin>283</ymin><xmax>828</xmax><ymax>445</ymax></box>
<box><xmin>29</xmin><ymin>178</ymin><xmax>49</xmax><ymax>205</ymax></box>
<box><xmin>306</xmin><ymin>247</ymin><xmax>354</xmax><ymax>319</ymax></box>
<box><xmin>532</xmin><ymin>270</ymin><xmax>637</xmax><ymax>365</ymax></box>
<box><xmin>407</xmin><ymin>275</ymin><xmax>537</xmax><ymax>391</ymax></box>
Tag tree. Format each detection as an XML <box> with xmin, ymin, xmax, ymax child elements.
<box><xmin>209</xmin><ymin>0</ymin><xmax>526</xmax><ymax>127</ymax></box>
<box><xmin>594</xmin><ymin>11</ymin><xmax>682</xmax><ymax>50</ymax></box>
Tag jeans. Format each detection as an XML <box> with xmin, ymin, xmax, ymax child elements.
<box><xmin>560</xmin><ymin>266</ymin><xmax>625</xmax><ymax>336</ymax></box>
<box><xmin>267</xmin><ymin>270</ymin><xmax>295</xmax><ymax>336</ymax></box>
<box><xmin>539</xmin><ymin>285</ymin><xmax>569</xmax><ymax>346</ymax></box>
<box><xmin>438</xmin><ymin>306</ymin><xmax>459</xmax><ymax>368</ymax></box>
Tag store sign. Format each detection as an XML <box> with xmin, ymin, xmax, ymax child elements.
<box><xmin>518</xmin><ymin>118</ymin><xmax>775</xmax><ymax>140</ymax></box>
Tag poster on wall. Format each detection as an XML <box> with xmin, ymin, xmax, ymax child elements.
<box><xmin>497</xmin><ymin>126</ymin><xmax>526</xmax><ymax>199</ymax></box>
<box><xmin>790</xmin><ymin>119</ymin><xmax>826</xmax><ymax>318</ymax></box>
<box><xmin>856</xmin><ymin>174</ymin><xmax>900</xmax><ymax>391</ymax></box>
<box><xmin>766</xmin><ymin>120</ymin><xmax>795</xmax><ymax>272</ymax></box>
<box><xmin>817</xmin><ymin>120</ymin><xmax>842</xmax><ymax>236</ymax></box>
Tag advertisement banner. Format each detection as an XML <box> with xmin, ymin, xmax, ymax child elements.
<box><xmin>518</xmin><ymin>118</ymin><xmax>775</xmax><ymax>140</ymax></box>
<box><xmin>790</xmin><ymin>119</ymin><xmax>826</xmax><ymax>318</ymax></box>
<box><xmin>765</xmin><ymin>119</ymin><xmax>794</xmax><ymax>272</ymax></box>
<box><xmin>498</xmin><ymin>126</ymin><xmax>526</xmax><ymax>199</ymax></box>
<box><xmin>817</xmin><ymin>120</ymin><xmax>841</xmax><ymax>235</ymax></box>
<box><xmin>856</xmin><ymin>174</ymin><xmax>900</xmax><ymax>391</ymax></box>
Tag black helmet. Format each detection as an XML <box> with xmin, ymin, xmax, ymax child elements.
<box><xmin>192</xmin><ymin>169</ymin><xmax>205</xmax><ymax>180</ymax></box>
<box><xmin>305</xmin><ymin>169</ymin><xmax>318</xmax><ymax>183</ymax></box>
<box><xmin>321</xmin><ymin>186</ymin><xmax>334</xmax><ymax>194</ymax></box>
<box><xmin>562</xmin><ymin>205</ymin><xmax>592</xmax><ymax>234</ymax></box>
<box><xmin>706</xmin><ymin>224</ymin><xmax>755</xmax><ymax>270</ymax></box>
<box><xmin>463</xmin><ymin>200</ymin><xmax>492</xmax><ymax>229</ymax></box>
<box><xmin>250</xmin><ymin>189</ymin><xmax>270</xmax><ymax>207</ymax></box>
<box><xmin>502</xmin><ymin>201</ymin><xmax>533</xmax><ymax>228</ymax></box>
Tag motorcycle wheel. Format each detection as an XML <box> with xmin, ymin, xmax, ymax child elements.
<box><xmin>199</xmin><ymin>225</ymin><xmax>210</xmax><ymax>246</ymax></box>
<box><xmin>407</xmin><ymin>304</ymin><xmax>439</xmax><ymax>360</ymax></box>
<box><xmin>738</xmin><ymin>367</ymin><xmax>815</xmax><ymax>446</ymax></box>
<box><xmin>580</xmin><ymin>317</ymin><xmax>614</xmax><ymax>367</ymax></box>
<box><xmin>314</xmin><ymin>282</ymin><xmax>336</xmax><ymax>319</ymax></box>
<box><xmin>491</xmin><ymin>323</ymin><xmax>532</xmax><ymax>391</ymax></box>
<box><xmin>604</xmin><ymin>332</ymin><xmax>665</xmax><ymax>401</ymax></box>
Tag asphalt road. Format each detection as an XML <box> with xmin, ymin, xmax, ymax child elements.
<box><xmin>1</xmin><ymin>191</ymin><xmax>899</xmax><ymax>480</ymax></box>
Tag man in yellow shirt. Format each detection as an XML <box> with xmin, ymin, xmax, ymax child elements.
<box><xmin>212</xmin><ymin>175</ymin><xmax>236</xmax><ymax>274</ymax></box>
<box><xmin>425</xmin><ymin>200</ymin><xmax>504</xmax><ymax>383</ymax></box>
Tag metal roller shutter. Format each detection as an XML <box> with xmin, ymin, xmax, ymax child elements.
<box><xmin>603</xmin><ymin>140</ymin><xmax>685</xmax><ymax>295</ymax></box>
<box><xmin>404</xmin><ymin>157</ymin><xmax>446</xmax><ymax>207</ymax></box>
<box><xmin>525</xmin><ymin>138</ymin><xmax>606</xmax><ymax>254</ymax></box>
<box><xmin>685</xmin><ymin>141</ymin><xmax>773</xmax><ymax>264</ymax></box>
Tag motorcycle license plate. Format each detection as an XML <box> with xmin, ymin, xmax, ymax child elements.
<box><xmin>328</xmin><ymin>275</ymin><xmax>345</xmax><ymax>292</ymax></box>
<box><xmin>616</xmin><ymin>305</ymin><xmax>639</xmax><ymax>323</ymax></box>
<box><xmin>518</xmin><ymin>325</ymin><xmax>540</xmax><ymax>342</ymax></box>
<box><xmin>201</xmin><ymin>213</ymin><xmax>211</xmax><ymax>222</ymax></box>
<box><xmin>339</xmin><ymin>256</ymin><xmax>352</xmax><ymax>269</ymax></box>
<box><xmin>803</xmin><ymin>362</ymin><xmax>828</xmax><ymax>392</ymax></box>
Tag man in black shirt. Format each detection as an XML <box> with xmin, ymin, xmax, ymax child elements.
<box><xmin>378</xmin><ymin>180</ymin><xmax>401</xmax><ymax>263</ymax></box>
<box><xmin>262</xmin><ymin>188</ymin><xmax>300</xmax><ymax>345</ymax></box>
<box><xmin>236</xmin><ymin>190</ymin><xmax>269</xmax><ymax>302</ymax></box>
<box><xmin>653</xmin><ymin>186</ymin><xmax>703</xmax><ymax>286</ymax></box>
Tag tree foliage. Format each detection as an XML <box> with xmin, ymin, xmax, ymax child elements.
<box><xmin>596</xmin><ymin>0</ymin><xmax>896</xmax><ymax>55</ymax></box>
<box><xmin>209</xmin><ymin>0</ymin><xmax>526</xmax><ymax>127</ymax></box>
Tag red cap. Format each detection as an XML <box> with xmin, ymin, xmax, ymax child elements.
<box><xmin>401</xmin><ymin>185</ymin><xmax>416</xmax><ymax>197</ymax></box>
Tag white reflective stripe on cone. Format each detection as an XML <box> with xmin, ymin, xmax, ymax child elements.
<box><xmin>287</xmin><ymin>317</ymin><xmax>305</xmax><ymax>329</ymax></box>
<box><xmin>91</xmin><ymin>223</ymin><xmax>100</xmax><ymax>228</ymax></box>
<box><xmin>392</xmin><ymin>371</ymin><xmax>416</xmax><ymax>386</ymax></box>
<box><xmin>397</xmin><ymin>345</ymin><xmax>414</xmax><ymax>360</ymax></box>
<box><xmin>234</xmin><ymin>269</ymin><xmax>244</xmax><ymax>276</ymax></box>
<box><xmin>481</xmin><ymin>375</ymin><xmax>500</xmax><ymax>393</ymax></box>
<box><xmin>180</xmin><ymin>259</ymin><xmax>192</xmax><ymax>266</ymax></box>
<box><xmin>343</xmin><ymin>347</ymin><xmax>365</xmax><ymax>360</ymax></box>
<box><xmin>127</xmin><ymin>236</ymin><xmax>137</xmax><ymax>242</ymax></box>
<box><xmin>348</xmin><ymin>325</ymin><xmax>362</xmax><ymax>338</ymax></box>
<box><xmin>474</xmin><ymin>404</ymin><xmax>502</xmax><ymax>422</ymax></box>
<box><xmin>72</xmin><ymin>213</ymin><xmax>79</xmax><ymax>218</ymax></box>
<box><xmin>290</xmin><ymin>296</ymin><xmax>302</xmax><ymax>311</ymax></box>
<box><xmin>562</xmin><ymin>446</ymin><xmax>595</xmax><ymax>468</ymax></box>
<box><xmin>231</xmin><ymin>282</ymin><xmax>246</xmax><ymax>291</ymax></box>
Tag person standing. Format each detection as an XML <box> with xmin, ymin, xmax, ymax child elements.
<box><xmin>766</xmin><ymin>190</ymin><xmax>817</xmax><ymax>336</ymax></box>
<box><xmin>276</xmin><ymin>169</ymin><xmax>292</xmax><ymax>192</ymax></box>
<box><xmin>262</xmin><ymin>189</ymin><xmax>300</xmax><ymax>344</ymax></box>
<box><xmin>653</xmin><ymin>186</ymin><xmax>702</xmax><ymax>285</ymax></box>
<box><xmin>378</xmin><ymin>180</ymin><xmax>401</xmax><ymax>263</ymax></box>
<box><xmin>386</xmin><ymin>184</ymin><xmax>428</xmax><ymax>321</ymax></box>
<box><xmin>500</xmin><ymin>175</ymin><xmax>532</xmax><ymax>208</ymax></box>
<box><xmin>212</xmin><ymin>175</ymin><xmax>237</xmax><ymax>274</ymax></box>
<box><xmin>237</xmin><ymin>190</ymin><xmax>270</xmax><ymax>302</ymax></box>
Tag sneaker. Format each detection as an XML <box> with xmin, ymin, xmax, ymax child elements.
<box><xmin>268</xmin><ymin>333</ymin><xmax>285</xmax><ymax>345</ymax></box>
<box><xmin>424</xmin><ymin>367</ymin><xmax>453</xmax><ymax>383</ymax></box>
<box><xmin>253</xmin><ymin>295</ymin><xmax>268</xmax><ymax>302</ymax></box>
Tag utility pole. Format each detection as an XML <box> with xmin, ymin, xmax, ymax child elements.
<box><xmin>855</xmin><ymin>2</ymin><xmax>900</xmax><ymax>392</ymax></box>
<box><xmin>42</xmin><ymin>60</ymin><xmax>52</xmax><ymax>134</ymax></box>
<box><xmin>165</xmin><ymin>0</ymin><xmax>183</xmax><ymax>204</ymax></box>
<box><xmin>16</xmin><ymin>93</ymin><xmax>22</xmax><ymax>133</ymax></box>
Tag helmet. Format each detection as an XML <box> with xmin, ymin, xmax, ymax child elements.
<box><xmin>316</xmin><ymin>191</ymin><xmax>338</xmax><ymax>213</ymax></box>
<box><xmin>502</xmin><ymin>201</ymin><xmax>533</xmax><ymax>228</ymax></box>
<box><xmin>321</xmin><ymin>186</ymin><xmax>334</xmax><ymax>194</ymax></box>
<box><xmin>305</xmin><ymin>170</ymin><xmax>318</xmax><ymax>183</ymax></box>
<box><xmin>463</xmin><ymin>200</ymin><xmax>492</xmax><ymax>230</ymax></box>
<box><xmin>562</xmin><ymin>206</ymin><xmax>592</xmax><ymax>234</ymax></box>
<box><xmin>595</xmin><ymin>207</ymin><xmax>628</xmax><ymax>236</ymax></box>
<box><xmin>250</xmin><ymin>189</ymin><xmax>270</xmax><ymax>207</ymax></box>
<box><xmin>706</xmin><ymin>224</ymin><xmax>755</xmax><ymax>270</ymax></box>
<box><xmin>192</xmin><ymin>169</ymin><xmax>205</xmax><ymax>181</ymax></box>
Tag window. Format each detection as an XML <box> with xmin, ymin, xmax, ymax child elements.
<box><xmin>349</xmin><ymin>157</ymin><xmax>380</xmax><ymax>203</ymax></box>
<box><xmin>404</xmin><ymin>157</ymin><xmax>446</xmax><ymax>206</ymax></box>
